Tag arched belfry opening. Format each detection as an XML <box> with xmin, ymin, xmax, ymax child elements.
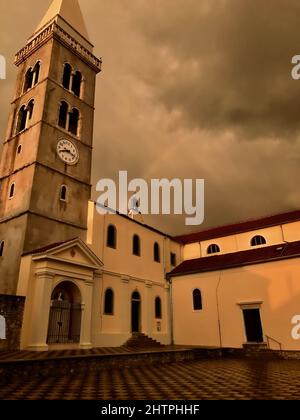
<box><xmin>47</xmin><ymin>281</ymin><xmax>82</xmax><ymax>345</ymax></box>
<box><xmin>131</xmin><ymin>291</ymin><xmax>141</xmax><ymax>333</ymax></box>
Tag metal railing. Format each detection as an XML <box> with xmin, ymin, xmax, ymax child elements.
<box><xmin>266</xmin><ymin>335</ymin><xmax>282</xmax><ymax>351</ymax></box>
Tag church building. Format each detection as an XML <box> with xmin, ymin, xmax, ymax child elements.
<box><xmin>1</xmin><ymin>0</ymin><xmax>300</xmax><ymax>353</ymax></box>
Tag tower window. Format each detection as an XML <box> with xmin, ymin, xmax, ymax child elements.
<box><xmin>251</xmin><ymin>235</ymin><xmax>267</xmax><ymax>247</ymax></box>
<box><xmin>60</xmin><ymin>185</ymin><xmax>68</xmax><ymax>202</ymax></box>
<box><xmin>27</xmin><ymin>99</ymin><xmax>34</xmax><ymax>121</ymax></box>
<box><xmin>62</xmin><ymin>63</ymin><xmax>72</xmax><ymax>90</ymax></box>
<box><xmin>58</xmin><ymin>101</ymin><xmax>68</xmax><ymax>129</ymax></box>
<box><xmin>170</xmin><ymin>253</ymin><xmax>177</xmax><ymax>266</ymax></box>
<box><xmin>107</xmin><ymin>225</ymin><xmax>117</xmax><ymax>249</ymax></box>
<box><xmin>24</xmin><ymin>68</ymin><xmax>34</xmax><ymax>92</ymax></box>
<box><xmin>16</xmin><ymin>100</ymin><xmax>34</xmax><ymax>134</ymax></box>
<box><xmin>23</xmin><ymin>62</ymin><xmax>40</xmax><ymax>93</ymax></box>
<box><xmin>68</xmin><ymin>108</ymin><xmax>79</xmax><ymax>136</ymax></box>
<box><xmin>207</xmin><ymin>244</ymin><xmax>221</xmax><ymax>255</ymax></box>
<box><xmin>33</xmin><ymin>61</ymin><xmax>41</xmax><ymax>85</ymax></box>
<box><xmin>104</xmin><ymin>288</ymin><xmax>114</xmax><ymax>315</ymax></box>
<box><xmin>17</xmin><ymin>106</ymin><xmax>27</xmax><ymax>133</ymax></box>
<box><xmin>72</xmin><ymin>71</ymin><xmax>82</xmax><ymax>97</ymax></box>
<box><xmin>9</xmin><ymin>183</ymin><xmax>15</xmax><ymax>199</ymax></box>
<box><xmin>0</xmin><ymin>241</ymin><xmax>4</xmax><ymax>257</ymax></box>
<box><xmin>193</xmin><ymin>289</ymin><xmax>202</xmax><ymax>311</ymax></box>
<box><xmin>155</xmin><ymin>297</ymin><xmax>162</xmax><ymax>319</ymax></box>
<box><xmin>154</xmin><ymin>242</ymin><xmax>160</xmax><ymax>263</ymax></box>
<box><xmin>133</xmin><ymin>234</ymin><xmax>141</xmax><ymax>256</ymax></box>
<box><xmin>17</xmin><ymin>144</ymin><xmax>22</xmax><ymax>155</ymax></box>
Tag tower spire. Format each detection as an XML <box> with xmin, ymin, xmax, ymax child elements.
<box><xmin>33</xmin><ymin>0</ymin><xmax>91</xmax><ymax>47</ymax></box>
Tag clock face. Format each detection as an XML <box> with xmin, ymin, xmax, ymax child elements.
<box><xmin>57</xmin><ymin>139</ymin><xmax>79</xmax><ymax>165</ymax></box>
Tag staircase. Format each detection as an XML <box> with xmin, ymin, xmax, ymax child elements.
<box><xmin>123</xmin><ymin>333</ymin><xmax>164</xmax><ymax>350</ymax></box>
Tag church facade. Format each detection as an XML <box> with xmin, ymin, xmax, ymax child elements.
<box><xmin>1</xmin><ymin>0</ymin><xmax>300</xmax><ymax>353</ymax></box>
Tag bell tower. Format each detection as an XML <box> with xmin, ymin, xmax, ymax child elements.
<box><xmin>0</xmin><ymin>0</ymin><xmax>101</xmax><ymax>294</ymax></box>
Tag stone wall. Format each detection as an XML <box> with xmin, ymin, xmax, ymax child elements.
<box><xmin>0</xmin><ymin>295</ymin><xmax>25</xmax><ymax>351</ymax></box>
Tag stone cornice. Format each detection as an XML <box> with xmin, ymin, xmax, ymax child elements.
<box><xmin>15</xmin><ymin>22</ymin><xmax>102</xmax><ymax>74</ymax></box>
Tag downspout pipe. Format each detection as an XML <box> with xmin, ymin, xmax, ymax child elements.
<box><xmin>216</xmin><ymin>270</ymin><xmax>223</xmax><ymax>349</ymax></box>
<box><xmin>169</xmin><ymin>278</ymin><xmax>174</xmax><ymax>345</ymax></box>
<box><xmin>166</xmin><ymin>273</ymin><xmax>174</xmax><ymax>346</ymax></box>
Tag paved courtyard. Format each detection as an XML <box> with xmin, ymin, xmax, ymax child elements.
<box><xmin>1</xmin><ymin>358</ymin><xmax>300</xmax><ymax>400</ymax></box>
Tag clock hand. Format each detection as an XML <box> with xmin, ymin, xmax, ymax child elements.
<box><xmin>62</xmin><ymin>149</ymin><xmax>75</xmax><ymax>157</ymax></box>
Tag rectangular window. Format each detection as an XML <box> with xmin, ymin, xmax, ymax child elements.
<box><xmin>170</xmin><ymin>253</ymin><xmax>177</xmax><ymax>266</ymax></box>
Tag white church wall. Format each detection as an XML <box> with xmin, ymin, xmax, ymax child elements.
<box><xmin>282</xmin><ymin>221</ymin><xmax>300</xmax><ymax>242</ymax></box>
<box><xmin>172</xmin><ymin>272</ymin><xmax>221</xmax><ymax>347</ymax></box>
<box><xmin>200</xmin><ymin>235</ymin><xmax>237</xmax><ymax>257</ymax></box>
<box><xmin>91</xmin><ymin>272</ymin><xmax>171</xmax><ymax>347</ymax></box>
<box><xmin>172</xmin><ymin>257</ymin><xmax>300</xmax><ymax>350</ymax></box>
<box><xmin>235</xmin><ymin>226</ymin><xmax>284</xmax><ymax>251</ymax></box>
<box><xmin>182</xmin><ymin>224</ymin><xmax>290</xmax><ymax>261</ymax></box>
<box><xmin>183</xmin><ymin>243</ymin><xmax>201</xmax><ymax>260</ymax></box>
<box><xmin>88</xmin><ymin>202</ymin><xmax>180</xmax><ymax>283</ymax></box>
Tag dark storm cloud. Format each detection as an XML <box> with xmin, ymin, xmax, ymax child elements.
<box><xmin>1</xmin><ymin>0</ymin><xmax>300</xmax><ymax>235</ymax></box>
<box><xmin>133</xmin><ymin>0</ymin><xmax>300</xmax><ymax>139</ymax></box>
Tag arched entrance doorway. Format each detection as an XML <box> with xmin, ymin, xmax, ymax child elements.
<box><xmin>47</xmin><ymin>281</ymin><xmax>82</xmax><ymax>345</ymax></box>
<box><xmin>131</xmin><ymin>291</ymin><xmax>141</xmax><ymax>333</ymax></box>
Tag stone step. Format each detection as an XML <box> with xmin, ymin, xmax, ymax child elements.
<box><xmin>124</xmin><ymin>333</ymin><xmax>163</xmax><ymax>348</ymax></box>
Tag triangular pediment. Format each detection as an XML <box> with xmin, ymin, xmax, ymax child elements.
<box><xmin>31</xmin><ymin>238</ymin><xmax>103</xmax><ymax>269</ymax></box>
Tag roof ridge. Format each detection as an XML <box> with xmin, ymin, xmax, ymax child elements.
<box><xmin>168</xmin><ymin>240</ymin><xmax>300</xmax><ymax>278</ymax></box>
<box><xmin>175</xmin><ymin>209</ymin><xmax>300</xmax><ymax>244</ymax></box>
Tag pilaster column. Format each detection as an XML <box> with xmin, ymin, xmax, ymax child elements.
<box><xmin>164</xmin><ymin>284</ymin><xmax>171</xmax><ymax>338</ymax></box>
<box><xmin>144</xmin><ymin>281</ymin><xmax>153</xmax><ymax>336</ymax></box>
<box><xmin>121</xmin><ymin>275</ymin><xmax>130</xmax><ymax>334</ymax></box>
<box><xmin>28</xmin><ymin>270</ymin><xmax>55</xmax><ymax>351</ymax></box>
<box><xmin>80</xmin><ymin>280</ymin><xmax>93</xmax><ymax>349</ymax></box>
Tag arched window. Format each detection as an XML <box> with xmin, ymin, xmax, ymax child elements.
<box><xmin>155</xmin><ymin>297</ymin><xmax>162</xmax><ymax>319</ymax></box>
<box><xmin>58</xmin><ymin>101</ymin><xmax>68</xmax><ymax>129</ymax></box>
<box><xmin>17</xmin><ymin>105</ymin><xmax>27</xmax><ymax>133</ymax></box>
<box><xmin>193</xmin><ymin>289</ymin><xmax>202</xmax><ymax>311</ymax></box>
<box><xmin>60</xmin><ymin>185</ymin><xmax>67</xmax><ymax>201</ymax></box>
<box><xmin>27</xmin><ymin>99</ymin><xmax>34</xmax><ymax>121</ymax></box>
<box><xmin>68</xmin><ymin>108</ymin><xmax>79</xmax><ymax>136</ymax></box>
<box><xmin>23</xmin><ymin>62</ymin><xmax>40</xmax><ymax>93</ymax></box>
<box><xmin>0</xmin><ymin>241</ymin><xmax>4</xmax><ymax>257</ymax></box>
<box><xmin>23</xmin><ymin>68</ymin><xmax>34</xmax><ymax>92</ymax></box>
<box><xmin>33</xmin><ymin>61</ymin><xmax>41</xmax><ymax>85</ymax></box>
<box><xmin>104</xmin><ymin>288</ymin><xmax>114</xmax><ymax>315</ymax></box>
<box><xmin>207</xmin><ymin>244</ymin><xmax>220</xmax><ymax>255</ymax></box>
<box><xmin>62</xmin><ymin>63</ymin><xmax>72</xmax><ymax>90</ymax></box>
<box><xmin>16</xmin><ymin>100</ymin><xmax>34</xmax><ymax>134</ymax></box>
<box><xmin>133</xmin><ymin>234</ymin><xmax>141</xmax><ymax>256</ymax></box>
<box><xmin>251</xmin><ymin>235</ymin><xmax>267</xmax><ymax>247</ymax></box>
<box><xmin>154</xmin><ymin>242</ymin><xmax>160</xmax><ymax>263</ymax></box>
<box><xmin>107</xmin><ymin>225</ymin><xmax>117</xmax><ymax>249</ymax></box>
<box><xmin>9</xmin><ymin>183</ymin><xmax>15</xmax><ymax>199</ymax></box>
<box><xmin>72</xmin><ymin>71</ymin><xmax>82</xmax><ymax>97</ymax></box>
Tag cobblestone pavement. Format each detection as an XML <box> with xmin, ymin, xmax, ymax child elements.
<box><xmin>1</xmin><ymin>358</ymin><xmax>300</xmax><ymax>400</ymax></box>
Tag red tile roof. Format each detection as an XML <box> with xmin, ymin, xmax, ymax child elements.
<box><xmin>168</xmin><ymin>240</ymin><xmax>300</xmax><ymax>278</ymax></box>
<box><xmin>174</xmin><ymin>210</ymin><xmax>300</xmax><ymax>244</ymax></box>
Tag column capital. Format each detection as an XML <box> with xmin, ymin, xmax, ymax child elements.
<box><xmin>35</xmin><ymin>270</ymin><xmax>55</xmax><ymax>280</ymax></box>
<box><xmin>94</xmin><ymin>270</ymin><xmax>103</xmax><ymax>280</ymax></box>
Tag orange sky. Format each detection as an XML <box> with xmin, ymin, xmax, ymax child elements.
<box><xmin>1</xmin><ymin>0</ymin><xmax>300</xmax><ymax>235</ymax></box>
